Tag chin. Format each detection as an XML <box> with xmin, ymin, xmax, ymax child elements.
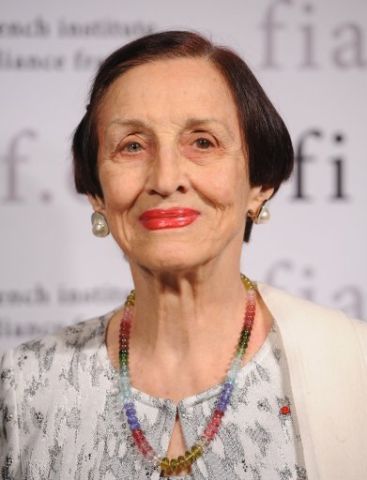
<box><xmin>132</xmin><ymin>242</ymin><xmax>214</xmax><ymax>274</ymax></box>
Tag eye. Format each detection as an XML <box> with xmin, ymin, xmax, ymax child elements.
<box><xmin>123</xmin><ymin>141</ymin><xmax>143</xmax><ymax>153</ymax></box>
<box><xmin>194</xmin><ymin>137</ymin><xmax>214</xmax><ymax>149</ymax></box>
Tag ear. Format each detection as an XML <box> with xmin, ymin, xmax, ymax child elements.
<box><xmin>246</xmin><ymin>185</ymin><xmax>274</xmax><ymax>215</ymax></box>
<box><xmin>87</xmin><ymin>194</ymin><xmax>105</xmax><ymax>213</ymax></box>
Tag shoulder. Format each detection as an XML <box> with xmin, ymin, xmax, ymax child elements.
<box><xmin>258</xmin><ymin>282</ymin><xmax>367</xmax><ymax>338</ymax></box>
<box><xmin>0</xmin><ymin>311</ymin><xmax>114</xmax><ymax>385</ymax></box>
<box><xmin>258</xmin><ymin>283</ymin><xmax>367</xmax><ymax>382</ymax></box>
<box><xmin>258</xmin><ymin>282</ymin><xmax>344</xmax><ymax>318</ymax></box>
<box><xmin>0</xmin><ymin>311</ymin><xmax>117</xmax><ymax>475</ymax></box>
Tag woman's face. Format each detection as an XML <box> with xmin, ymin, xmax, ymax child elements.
<box><xmin>91</xmin><ymin>57</ymin><xmax>270</xmax><ymax>273</ymax></box>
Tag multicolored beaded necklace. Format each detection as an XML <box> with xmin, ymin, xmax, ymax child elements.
<box><xmin>118</xmin><ymin>274</ymin><xmax>256</xmax><ymax>477</ymax></box>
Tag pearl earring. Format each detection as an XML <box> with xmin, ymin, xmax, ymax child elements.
<box><xmin>248</xmin><ymin>203</ymin><xmax>270</xmax><ymax>225</ymax></box>
<box><xmin>91</xmin><ymin>212</ymin><xmax>110</xmax><ymax>237</ymax></box>
<box><xmin>254</xmin><ymin>203</ymin><xmax>270</xmax><ymax>224</ymax></box>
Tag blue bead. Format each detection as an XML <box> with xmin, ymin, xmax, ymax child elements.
<box><xmin>220</xmin><ymin>395</ymin><xmax>230</xmax><ymax>406</ymax></box>
<box><xmin>120</xmin><ymin>378</ymin><xmax>130</xmax><ymax>388</ymax></box>
<box><xmin>128</xmin><ymin>415</ymin><xmax>138</xmax><ymax>425</ymax></box>
<box><xmin>217</xmin><ymin>402</ymin><xmax>226</xmax><ymax>411</ymax></box>
<box><xmin>220</xmin><ymin>391</ymin><xmax>230</xmax><ymax>401</ymax></box>
<box><xmin>130</xmin><ymin>422</ymin><xmax>140</xmax><ymax>430</ymax></box>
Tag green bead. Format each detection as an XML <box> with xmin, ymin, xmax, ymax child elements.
<box><xmin>240</xmin><ymin>330</ymin><xmax>249</xmax><ymax>340</ymax></box>
<box><xmin>239</xmin><ymin>333</ymin><xmax>249</xmax><ymax>347</ymax></box>
<box><xmin>238</xmin><ymin>346</ymin><xmax>246</xmax><ymax>357</ymax></box>
<box><xmin>119</xmin><ymin>352</ymin><xmax>128</xmax><ymax>365</ymax></box>
<box><xmin>240</xmin><ymin>338</ymin><xmax>249</xmax><ymax>347</ymax></box>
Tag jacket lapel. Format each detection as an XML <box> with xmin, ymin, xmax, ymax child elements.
<box><xmin>258</xmin><ymin>283</ymin><xmax>367</xmax><ymax>480</ymax></box>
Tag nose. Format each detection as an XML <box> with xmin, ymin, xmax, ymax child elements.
<box><xmin>146</xmin><ymin>146</ymin><xmax>188</xmax><ymax>197</ymax></box>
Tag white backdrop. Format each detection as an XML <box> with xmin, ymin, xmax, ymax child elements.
<box><xmin>1</xmin><ymin>0</ymin><xmax>366</xmax><ymax>352</ymax></box>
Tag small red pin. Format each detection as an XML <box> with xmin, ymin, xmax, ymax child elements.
<box><xmin>280</xmin><ymin>405</ymin><xmax>291</xmax><ymax>415</ymax></box>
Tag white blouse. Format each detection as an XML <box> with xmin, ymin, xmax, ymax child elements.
<box><xmin>0</xmin><ymin>311</ymin><xmax>307</xmax><ymax>479</ymax></box>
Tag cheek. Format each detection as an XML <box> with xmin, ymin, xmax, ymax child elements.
<box><xmin>99</xmin><ymin>168</ymin><xmax>143</xmax><ymax>213</ymax></box>
<box><xmin>194</xmin><ymin>163</ymin><xmax>248</xmax><ymax>212</ymax></box>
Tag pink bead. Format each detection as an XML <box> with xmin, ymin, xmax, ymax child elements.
<box><xmin>207</xmin><ymin>429</ymin><xmax>217</xmax><ymax>440</ymax></box>
<box><xmin>132</xmin><ymin>429</ymin><xmax>144</xmax><ymax>443</ymax></box>
<box><xmin>213</xmin><ymin>409</ymin><xmax>224</xmax><ymax>420</ymax></box>
<box><xmin>203</xmin><ymin>426</ymin><xmax>212</xmax><ymax>437</ymax></box>
<box><xmin>204</xmin><ymin>421</ymin><xmax>219</xmax><ymax>440</ymax></box>
<box><xmin>212</xmin><ymin>421</ymin><xmax>220</xmax><ymax>431</ymax></box>
<box><xmin>139</xmin><ymin>438</ymin><xmax>153</xmax><ymax>456</ymax></box>
<box><xmin>212</xmin><ymin>417</ymin><xmax>221</xmax><ymax>427</ymax></box>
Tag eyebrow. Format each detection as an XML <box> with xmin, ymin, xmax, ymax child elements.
<box><xmin>184</xmin><ymin>117</ymin><xmax>235</xmax><ymax>138</ymax></box>
<box><xmin>106</xmin><ymin>117</ymin><xmax>235</xmax><ymax>138</ymax></box>
<box><xmin>106</xmin><ymin>119</ymin><xmax>148</xmax><ymax>131</ymax></box>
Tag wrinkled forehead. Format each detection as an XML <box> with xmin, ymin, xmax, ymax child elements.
<box><xmin>96</xmin><ymin>57</ymin><xmax>242</xmax><ymax>136</ymax></box>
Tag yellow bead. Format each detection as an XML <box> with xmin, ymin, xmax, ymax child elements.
<box><xmin>191</xmin><ymin>444</ymin><xmax>203</xmax><ymax>460</ymax></box>
<box><xmin>170</xmin><ymin>459</ymin><xmax>178</xmax><ymax>472</ymax></box>
<box><xmin>184</xmin><ymin>450</ymin><xmax>194</xmax><ymax>466</ymax></box>
<box><xmin>125</xmin><ymin>290</ymin><xmax>136</xmax><ymax>306</ymax></box>
<box><xmin>160</xmin><ymin>457</ymin><xmax>170</xmax><ymax>472</ymax></box>
<box><xmin>241</xmin><ymin>274</ymin><xmax>256</xmax><ymax>292</ymax></box>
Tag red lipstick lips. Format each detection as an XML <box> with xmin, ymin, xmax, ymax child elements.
<box><xmin>139</xmin><ymin>208</ymin><xmax>200</xmax><ymax>230</ymax></box>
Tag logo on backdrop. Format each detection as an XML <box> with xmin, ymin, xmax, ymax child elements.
<box><xmin>0</xmin><ymin>17</ymin><xmax>155</xmax><ymax>71</ymax></box>
<box><xmin>1</xmin><ymin>129</ymin><xmax>37</xmax><ymax>203</ymax></box>
<box><xmin>265</xmin><ymin>260</ymin><xmax>364</xmax><ymax>319</ymax></box>
<box><xmin>293</xmin><ymin>129</ymin><xmax>348</xmax><ymax>200</ymax></box>
<box><xmin>260</xmin><ymin>0</ymin><xmax>366</xmax><ymax>69</ymax></box>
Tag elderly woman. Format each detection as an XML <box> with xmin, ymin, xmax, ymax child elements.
<box><xmin>1</xmin><ymin>31</ymin><xmax>366</xmax><ymax>480</ymax></box>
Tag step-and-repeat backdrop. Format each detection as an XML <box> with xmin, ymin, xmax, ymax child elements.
<box><xmin>1</xmin><ymin>0</ymin><xmax>366</xmax><ymax>352</ymax></box>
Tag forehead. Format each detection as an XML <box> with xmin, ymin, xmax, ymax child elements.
<box><xmin>98</xmin><ymin>57</ymin><xmax>240</xmax><ymax>131</ymax></box>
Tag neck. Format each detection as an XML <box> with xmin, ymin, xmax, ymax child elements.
<box><xmin>130</xmin><ymin>260</ymin><xmax>246</xmax><ymax>355</ymax></box>
<box><xmin>106</xmin><ymin>258</ymin><xmax>272</xmax><ymax>401</ymax></box>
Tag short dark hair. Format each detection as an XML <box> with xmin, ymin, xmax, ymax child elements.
<box><xmin>72</xmin><ymin>30</ymin><xmax>293</xmax><ymax>242</ymax></box>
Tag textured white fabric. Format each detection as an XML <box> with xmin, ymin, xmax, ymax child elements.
<box><xmin>0</xmin><ymin>310</ymin><xmax>307</xmax><ymax>479</ymax></box>
<box><xmin>258</xmin><ymin>284</ymin><xmax>367</xmax><ymax>480</ymax></box>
